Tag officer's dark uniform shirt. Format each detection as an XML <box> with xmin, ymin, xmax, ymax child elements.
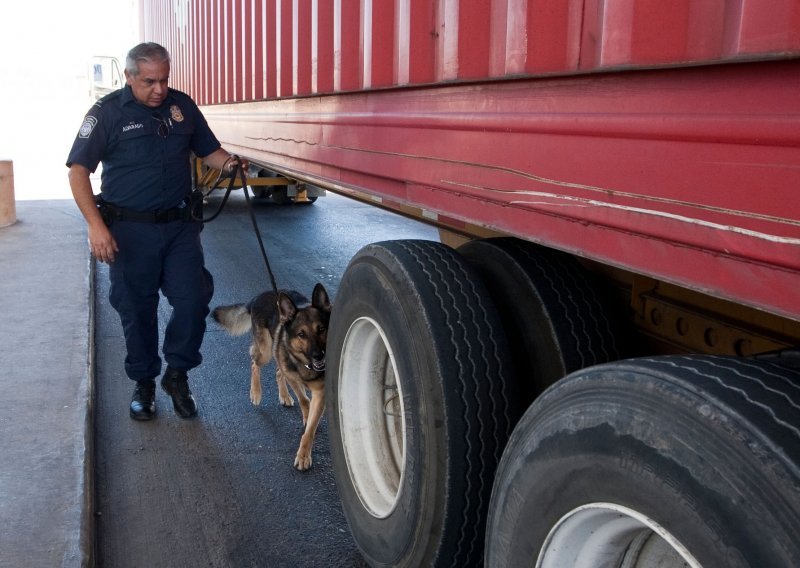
<box><xmin>66</xmin><ymin>85</ymin><xmax>221</xmax><ymax>211</ymax></box>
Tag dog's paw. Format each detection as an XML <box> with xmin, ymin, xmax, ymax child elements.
<box><xmin>294</xmin><ymin>451</ymin><xmax>313</xmax><ymax>471</ymax></box>
<box><xmin>279</xmin><ymin>393</ymin><xmax>295</xmax><ymax>407</ymax></box>
<box><xmin>250</xmin><ymin>389</ymin><xmax>262</xmax><ymax>406</ymax></box>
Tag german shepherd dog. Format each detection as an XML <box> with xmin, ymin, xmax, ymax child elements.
<box><xmin>211</xmin><ymin>284</ymin><xmax>331</xmax><ymax>470</ymax></box>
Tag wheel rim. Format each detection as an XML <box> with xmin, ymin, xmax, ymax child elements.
<box><xmin>538</xmin><ymin>503</ymin><xmax>701</xmax><ymax>568</ymax></box>
<box><xmin>338</xmin><ymin>316</ymin><xmax>406</xmax><ymax>519</ymax></box>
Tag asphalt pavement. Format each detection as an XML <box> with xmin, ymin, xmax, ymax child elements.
<box><xmin>0</xmin><ymin>200</ymin><xmax>94</xmax><ymax>567</ymax></box>
<box><xmin>0</xmin><ymin>193</ymin><xmax>439</xmax><ymax>567</ymax></box>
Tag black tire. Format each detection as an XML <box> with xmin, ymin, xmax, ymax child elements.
<box><xmin>254</xmin><ymin>169</ymin><xmax>288</xmax><ymax>202</ymax></box>
<box><xmin>270</xmin><ymin>186</ymin><xmax>289</xmax><ymax>205</ymax></box>
<box><xmin>327</xmin><ymin>240</ymin><xmax>515</xmax><ymax>567</ymax></box>
<box><xmin>458</xmin><ymin>238</ymin><xmax>621</xmax><ymax>409</ymax></box>
<box><xmin>485</xmin><ymin>355</ymin><xmax>800</xmax><ymax>567</ymax></box>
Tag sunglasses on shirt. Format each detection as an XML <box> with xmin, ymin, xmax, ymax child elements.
<box><xmin>151</xmin><ymin>112</ymin><xmax>172</xmax><ymax>138</ymax></box>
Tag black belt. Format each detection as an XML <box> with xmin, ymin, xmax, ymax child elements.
<box><xmin>114</xmin><ymin>205</ymin><xmax>187</xmax><ymax>223</ymax></box>
<box><xmin>98</xmin><ymin>200</ymin><xmax>190</xmax><ymax>224</ymax></box>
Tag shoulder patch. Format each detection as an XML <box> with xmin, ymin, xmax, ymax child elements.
<box><xmin>79</xmin><ymin>116</ymin><xmax>98</xmax><ymax>139</ymax></box>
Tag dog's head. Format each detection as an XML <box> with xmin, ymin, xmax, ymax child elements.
<box><xmin>278</xmin><ymin>283</ymin><xmax>332</xmax><ymax>374</ymax></box>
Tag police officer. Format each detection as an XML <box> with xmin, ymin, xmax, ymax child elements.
<box><xmin>67</xmin><ymin>42</ymin><xmax>247</xmax><ymax>420</ymax></box>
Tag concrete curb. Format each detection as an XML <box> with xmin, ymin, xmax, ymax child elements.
<box><xmin>0</xmin><ymin>201</ymin><xmax>95</xmax><ymax>567</ymax></box>
<box><xmin>79</xmin><ymin>254</ymin><xmax>96</xmax><ymax>567</ymax></box>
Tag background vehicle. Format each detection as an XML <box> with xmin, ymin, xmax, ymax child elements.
<box><xmin>192</xmin><ymin>160</ymin><xmax>325</xmax><ymax>204</ymax></box>
<box><xmin>89</xmin><ymin>55</ymin><xmax>124</xmax><ymax>101</ymax></box>
<box><xmin>141</xmin><ymin>1</ymin><xmax>800</xmax><ymax>566</ymax></box>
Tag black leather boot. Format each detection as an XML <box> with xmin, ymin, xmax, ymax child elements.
<box><xmin>130</xmin><ymin>380</ymin><xmax>156</xmax><ymax>420</ymax></box>
<box><xmin>160</xmin><ymin>367</ymin><xmax>197</xmax><ymax>418</ymax></box>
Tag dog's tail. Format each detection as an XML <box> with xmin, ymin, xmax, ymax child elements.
<box><xmin>211</xmin><ymin>304</ymin><xmax>252</xmax><ymax>336</ymax></box>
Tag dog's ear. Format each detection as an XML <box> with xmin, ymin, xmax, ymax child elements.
<box><xmin>312</xmin><ymin>283</ymin><xmax>332</xmax><ymax>313</ymax></box>
<box><xmin>278</xmin><ymin>292</ymin><xmax>298</xmax><ymax>323</ymax></box>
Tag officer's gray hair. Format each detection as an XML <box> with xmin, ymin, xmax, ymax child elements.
<box><xmin>126</xmin><ymin>42</ymin><xmax>171</xmax><ymax>77</ymax></box>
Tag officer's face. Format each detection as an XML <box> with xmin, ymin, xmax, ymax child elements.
<box><xmin>125</xmin><ymin>59</ymin><xmax>170</xmax><ymax>108</ymax></box>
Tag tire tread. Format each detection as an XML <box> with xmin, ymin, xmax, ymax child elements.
<box><xmin>394</xmin><ymin>241</ymin><xmax>513</xmax><ymax>567</ymax></box>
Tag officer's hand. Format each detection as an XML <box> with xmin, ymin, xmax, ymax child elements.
<box><xmin>88</xmin><ymin>222</ymin><xmax>119</xmax><ymax>264</ymax></box>
<box><xmin>224</xmin><ymin>156</ymin><xmax>249</xmax><ymax>178</ymax></box>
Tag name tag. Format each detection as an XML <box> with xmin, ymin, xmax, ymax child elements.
<box><xmin>121</xmin><ymin>122</ymin><xmax>145</xmax><ymax>133</ymax></box>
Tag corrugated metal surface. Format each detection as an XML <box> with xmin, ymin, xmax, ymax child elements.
<box><xmin>197</xmin><ymin>60</ymin><xmax>800</xmax><ymax>321</ymax></box>
<box><xmin>140</xmin><ymin>1</ymin><xmax>800</xmax><ymax>322</ymax></box>
<box><xmin>142</xmin><ymin>0</ymin><xmax>800</xmax><ymax>105</ymax></box>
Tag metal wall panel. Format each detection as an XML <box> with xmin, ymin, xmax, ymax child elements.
<box><xmin>142</xmin><ymin>0</ymin><xmax>800</xmax><ymax>103</ymax></box>
<box><xmin>196</xmin><ymin>60</ymin><xmax>800</xmax><ymax>320</ymax></box>
<box><xmin>138</xmin><ymin>1</ymin><xmax>800</xmax><ymax>320</ymax></box>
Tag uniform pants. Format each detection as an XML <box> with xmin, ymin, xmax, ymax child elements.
<box><xmin>108</xmin><ymin>219</ymin><xmax>214</xmax><ymax>382</ymax></box>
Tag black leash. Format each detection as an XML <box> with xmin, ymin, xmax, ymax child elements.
<box><xmin>200</xmin><ymin>155</ymin><xmax>280</xmax><ymax>297</ymax></box>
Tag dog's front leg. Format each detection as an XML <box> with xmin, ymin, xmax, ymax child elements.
<box><xmin>276</xmin><ymin>368</ymin><xmax>295</xmax><ymax>407</ymax></box>
<box><xmin>294</xmin><ymin>382</ymin><xmax>324</xmax><ymax>471</ymax></box>
<box><xmin>286</xmin><ymin>377</ymin><xmax>310</xmax><ymax>425</ymax></box>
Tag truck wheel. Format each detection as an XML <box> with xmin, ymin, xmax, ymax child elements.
<box><xmin>255</xmin><ymin>169</ymin><xmax>288</xmax><ymax>202</ymax></box>
<box><xmin>270</xmin><ymin>187</ymin><xmax>289</xmax><ymax>205</ymax></box>
<box><xmin>458</xmin><ymin>238</ymin><xmax>621</xmax><ymax>411</ymax></box>
<box><xmin>327</xmin><ymin>240</ymin><xmax>515</xmax><ymax>567</ymax></box>
<box><xmin>485</xmin><ymin>355</ymin><xmax>800</xmax><ymax>567</ymax></box>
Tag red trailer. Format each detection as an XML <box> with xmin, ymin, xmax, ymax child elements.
<box><xmin>142</xmin><ymin>2</ymin><xmax>800</xmax><ymax>566</ymax></box>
